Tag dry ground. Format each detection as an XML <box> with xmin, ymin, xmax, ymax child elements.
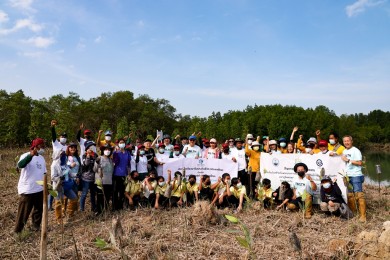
<box><xmin>0</xmin><ymin>149</ymin><xmax>389</xmax><ymax>260</ymax></box>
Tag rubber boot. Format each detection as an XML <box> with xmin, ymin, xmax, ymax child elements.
<box><xmin>347</xmin><ymin>193</ymin><xmax>357</xmax><ymax>214</ymax></box>
<box><xmin>304</xmin><ymin>194</ymin><xmax>313</xmax><ymax>219</ymax></box>
<box><xmin>67</xmin><ymin>199</ymin><xmax>78</xmax><ymax>221</ymax></box>
<box><xmin>356</xmin><ymin>192</ymin><xmax>366</xmax><ymax>222</ymax></box>
<box><xmin>54</xmin><ymin>200</ymin><xmax>63</xmax><ymax>224</ymax></box>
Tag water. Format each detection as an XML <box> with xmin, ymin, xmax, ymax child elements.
<box><xmin>364</xmin><ymin>152</ymin><xmax>390</xmax><ymax>186</ymax></box>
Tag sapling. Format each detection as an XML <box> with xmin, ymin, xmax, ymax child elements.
<box><xmin>225</xmin><ymin>215</ymin><xmax>253</xmax><ymax>258</ymax></box>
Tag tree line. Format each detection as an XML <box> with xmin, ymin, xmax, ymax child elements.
<box><xmin>1</xmin><ymin>89</ymin><xmax>389</xmax><ymax>148</ymax></box>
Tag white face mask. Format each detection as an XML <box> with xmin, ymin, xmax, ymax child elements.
<box><xmin>59</xmin><ymin>138</ymin><xmax>67</xmax><ymax>144</ymax></box>
<box><xmin>38</xmin><ymin>148</ymin><xmax>45</xmax><ymax>155</ymax></box>
<box><xmin>253</xmin><ymin>146</ymin><xmax>259</xmax><ymax>151</ymax></box>
<box><xmin>247</xmin><ymin>140</ymin><xmax>253</xmax><ymax>145</ymax></box>
<box><xmin>159</xmin><ymin>148</ymin><xmax>165</xmax><ymax>154</ymax></box>
<box><xmin>139</xmin><ymin>150</ymin><xmax>145</xmax><ymax>155</ymax></box>
<box><xmin>305</xmin><ymin>148</ymin><xmax>312</xmax><ymax>153</ymax></box>
<box><xmin>329</xmin><ymin>139</ymin><xmax>336</xmax><ymax>145</ymax></box>
<box><xmin>104</xmin><ymin>150</ymin><xmax>111</xmax><ymax>156</ymax></box>
<box><xmin>323</xmin><ymin>183</ymin><xmax>331</xmax><ymax>189</ymax></box>
<box><xmin>225</xmin><ymin>180</ymin><xmax>231</xmax><ymax>185</ymax></box>
<box><xmin>280</xmin><ymin>142</ymin><xmax>286</xmax><ymax>148</ymax></box>
<box><xmin>105</xmin><ymin>136</ymin><xmax>112</xmax><ymax>141</ymax></box>
<box><xmin>236</xmin><ymin>183</ymin><xmax>243</xmax><ymax>188</ymax></box>
<box><xmin>118</xmin><ymin>143</ymin><xmax>125</xmax><ymax>149</ymax></box>
<box><xmin>159</xmin><ymin>181</ymin><xmax>166</xmax><ymax>187</ymax></box>
<box><xmin>174</xmin><ymin>151</ymin><xmax>180</xmax><ymax>156</ymax></box>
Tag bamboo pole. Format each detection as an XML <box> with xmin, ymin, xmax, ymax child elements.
<box><xmin>40</xmin><ymin>173</ymin><xmax>48</xmax><ymax>260</ymax></box>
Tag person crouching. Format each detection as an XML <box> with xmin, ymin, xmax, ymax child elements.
<box><xmin>320</xmin><ymin>175</ymin><xmax>344</xmax><ymax>217</ymax></box>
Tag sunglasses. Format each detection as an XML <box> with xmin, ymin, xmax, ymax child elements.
<box><xmin>189</xmin><ymin>139</ymin><xmax>196</xmax><ymax>141</ymax></box>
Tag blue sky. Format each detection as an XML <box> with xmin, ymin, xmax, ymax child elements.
<box><xmin>0</xmin><ymin>0</ymin><xmax>389</xmax><ymax>117</ymax></box>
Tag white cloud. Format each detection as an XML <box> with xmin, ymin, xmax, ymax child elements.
<box><xmin>94</xmin><ymin>36</ymin><xmax>102</xmax><ymax>43</ymax></box>
<box><xmin>0</xmin><ymin>18</ymin><xmax>43</xmax><ymax>35</ymax></box>
<box><xmin>0</xmin><ymin>10</ymin><xmax>9</xmax><ymax>23</ymax></box>
<box><xmin>18</xmin><ymin>51</ymin><xmax>42</xmax><ymax>58</ymax></box>
<box><xmin>9</xmin><ymin>0</ymin><xmax>34</xmax><ymax>10</ymax></box>
<box><xmin>345</xmin><ymin>0</ymin><xmax>386</xmax><ymax>17</ymax></box>
<box><xmin>23</xmin><ymin>36</ymin><xmax>55</xmax><ymax>48</ymax></box>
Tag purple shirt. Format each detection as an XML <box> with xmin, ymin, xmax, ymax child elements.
<box><xmin>113</xmin><ymin>150</ymin><xmax>131</xmax><ymax>177</ymax></box>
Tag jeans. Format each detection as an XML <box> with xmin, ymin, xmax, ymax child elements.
<box><xmin>57</xmin><ymin>186</ymin><xmax>77</xmax><ymax>200</ymax></box>
<box><xmin>80</xmin><ymin>180</ymin><xmax>96</xmax><ymax>211</ymax></box>
<box><xmin>349</xmin><ymin>175</ymin><xmax>364</xmax><ymax>192</ymax></box>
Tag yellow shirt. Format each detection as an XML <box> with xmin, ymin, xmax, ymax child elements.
<box><xmin>256</xmin><ymin>186</ymin><xmax>273</xmax><ymax>201</ymax></box>
<box><xmin>279</xmin><ymin>148</ymin><xmax>288</xmax><ymax>154</ymax></box>
<box><xmin>296</xmin><ymin>138</ymin><xmax>306</xmax><ymax>153</ymax></box>
<box><xmin>125</xmin><ymin>180</ymin><xmax>142</xmax><ymax>196</ymax></box>
<box><xmin>99</xmin><ymin>140</ymin><xmax>116</xmax><ymax>148</ymax></box>
<box><xmin>155</xmin><ymin>183</ymin><xmax>168</xmax><ymax>195</ymax></box>
<box><xmin>328</xmin><ymin>143</ymin><xmax>345</xmax><ymax>155</ymax></box>
<box><xmin>186</xmin><ymin>183</ymin><xmax>199</xmax><ymax>194</ymax></box>
<box><xmin>170</xmin><ymin>180</ymin><xmax>185</xmax><ymax>198</ymax></box>
<box><xmin>229</xmin><ymin>186</ymin><xmax>249</xmax><ymax>201</ymax></box>
<box><xmin>245</xmin><ymin>144</ymin><xmax>261</xmax><ymax>172</ymax></box>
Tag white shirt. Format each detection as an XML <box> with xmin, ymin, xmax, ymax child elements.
<box><xmin>231</xmin><ymin>148</ymin><xmax>247</xmax><ymax>171</ymax></box>
<box><xmin>156</xmin><ymin>152</ymin><xmax>170</xmax><ymax>176</ymax></box>
<box><xmin>204</xmin><ymin>148</ymin><xmax>218</xmax><ymax>159</ymax></box>
<box><xmin>221</xmin><ymin>153</ymin><xmax>233</xmax><ymax>160</ymax></box>
<box><xmin>164</xmin><ymin>144</ymin><xmax>174</xmax><ymax>156</ymax></box>
<box><xmin>343</xmin><ymin>146</ymin><xmax>363</xmax><ymax>177</ymax></box>
<box><xmin>52</xmin><ymin>140</ymin><xmax>67</xmax><ymax>153</ymax></box>
<box><xmin>79</xmin><ymin>138</ymin><xmax>87</xmax><ymax>156</ymax></box>
<box><xmin>292</xmin><ymin>176</ymin><xmax>313</xmax><ymax>197</ymax></box>
<box><xmin>136</xmin><ymin>155</ymin><xmax>148</xmax><ymax>173</ymax></box>
<box><xmin>183</xmin><ymin>144</ymin><xmax>202</xmax><ymax>158</ymax></box>
<box><xmin>18</xmin><ymin>152</ymin><xmax>47</xmax><ymax>194</ymax></box>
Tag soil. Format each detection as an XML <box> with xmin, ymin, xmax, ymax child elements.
<box><xmin>0</xmin><ymin>149</ymin><xmax>389</xmax><ymax>259</ymax></box>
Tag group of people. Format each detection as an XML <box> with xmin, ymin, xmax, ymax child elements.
<box><xmin>13</xmin><ymin>121</ymin><xmax>367</xmax><ymax>235</ymax></box>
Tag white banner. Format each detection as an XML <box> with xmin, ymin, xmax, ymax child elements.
<box><xmin>260</xmin><ymin>153</ymin><xmax>347</xmax><ymax>204</ymax></box>
<box><xmin>162</xmin><ymin>158</ymin><xmax>238</xmax><ymax>183</ymax></box>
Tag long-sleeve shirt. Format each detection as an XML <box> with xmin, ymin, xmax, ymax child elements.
<box><xmin>113</xmin><ymin>150</ymin><xmax>131</xmax><ymax>177</ymax></box>
<box><xmin>245</xmin><ymin>144</ymin><xmax>260</xmax><ymax>172</ymax></box>
<box><xmin>320</xmin><ymin>182</ymin><xmax>344</xmax><ymax>204</ymax></box>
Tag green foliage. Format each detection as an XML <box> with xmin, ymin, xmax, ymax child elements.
<box><xmin>95</xmin><ymin>238</ymin><xmax>108</xmax><ymax>249</ymax></box>
<box><xmin>0</xmin><ymin>89</ymin><xmax>388</xmax><ymax>147</ymax></box>
<box><xmin>224</xmin><ymin>215</ymin><xmax>252</xmax><ymax>254</ymax></box>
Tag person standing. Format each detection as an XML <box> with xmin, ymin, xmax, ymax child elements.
<box><xmin>14</xmin><ymin>138</ymin><xmax>47</xmax><ymax>233</ymax></box>
<box><xmin>112</xmin><ymin>138</ymin><xmax>131</xmax><ymax>211</ymax></box>
<box><xmin>76</xmin><ymin>123</ymin><xmax>93</xmax><ymax>156</ymax></box>
<box><xmin>341</xmin><ymin>135</ymin><xmax>366</xmax><ymax>222</ymax></box>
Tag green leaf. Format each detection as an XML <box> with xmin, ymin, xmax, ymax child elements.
<box><xmin>49</xmin><ymin>190</ymin><xmax>58</xmax><ymax>197</ymax></box>
<box><xmin>225</xmin><ymin>214</ymin><xmax>239</xmax><ymax>223</ymax></box>
<box><xmin>235</xmin><ymin>236</ymin><xmax>250</xmax><ymax>249</ymax></box>
<box><xmin>95</xmin><ymin>238</ymin><xmax>107</xmax><ymax>249</ymax></box>
<box><xmin>241</xmin><ymin>224</ymin><xmax>251</xmax><ymax>243</ymax></box>
<box><xmin>301</xmin><ymin>190</ymin><xmax>307</xmax><ymax>201</ymax></box>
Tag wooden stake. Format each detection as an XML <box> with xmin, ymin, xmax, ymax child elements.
<box><xmin>40</xmin><ymin>173</ymin><xmax>48</xmax><ymax>260</ymax></box>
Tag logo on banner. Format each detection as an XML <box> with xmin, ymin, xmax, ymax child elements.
<box><xmin>272</xmin><ymin>158</ymin><xmax>279</xmax><ymax>166</ymax></box>
<box><xmin>316</xmin><ymin>159</ymin><xmax>323</xmax><ymax>167</ymax></box>
<box><xmin>197</xmin><ymin>159</ymin><xmax>205</xmax><ymax>166</ymax></box>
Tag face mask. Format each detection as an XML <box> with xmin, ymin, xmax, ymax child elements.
<box><xmin>104</xmin><ymin>150</ymin><xmax>111</xmax><ymax>156</ymax></box>
<box><xmin>205</xmin><ymin>181</ymin><xmax>211</xmax><ymax>185</ymax></box>
<box><xmin>139</xmin><ymin>150</ymin><xmax>145</xmax><ymax>155</ymax></box>
<box><xmin>305</xmin><ymin>148</ymin><xmax>312</xmax><ymax>153</ymax></box>
<box><xmin>60</xmin><ymin>138</ymin><xmax>67</xmax><ymax>144</ymax></box>
<box><xmin>133</xmin><ymin>176</ymin><xmax>139</xmax><ymax>181</ymax></box>
<box><xmin>247</xmin><ymin>140</ymin><xmax>253</xmax><ymax>145</ymax></box>
<box><xmin>253</xmin><ymin>146</ymin><xmax>259</xmax><ymax>151</ymax></box>
<box><xmin>323</xmin><ymin>183</ymin><xmax>331</xmax><ymax>189</ymax></box>
<box><xmin>155</xmin><ymin>144</ymin><xmax>159</xmax><ymax>149</ymax></box>
<box><xmin>322</xmin><ymin>150</ymin><xmax>328</xmax><ymax>154</ymax></box>
<box><xmin>105</xmin><ymin>136</ymin><xmax>111</xmax><ymax>141</ymax></box>
<box><xmin>223</xmin><ymin>149</ymin><xmax>229</xmax><ymax>153</ymax></box>
<box><xmin>149</xmin><ymin>177</ymin><xmax>156</xmax><ymax>182</ymax></box>
<box><xmin>189</xmin><ymin>180</ymin><xmax>196</xmax><ymax>185</ymax></box>
<box><xmin>159</xmin><ymin>181</ymin><xmax>166</xmax><ymax>187</ymax></box>
<box><xmin>236</xmin><ymin>183</ymin><xmax>243</xmax><ymax>188</ymax></box>
<box><xmin>225</xmin><ymin>180</ymin><xmax>231</xmax><ymax>185</ymax></box>
<box><xmin>37</xmin><ymin>148</ymin><xmax>45</xmax><ymax>155</ymax></box>
<box><xmin>329</xmin><ymin>139</ymin><xmax>336</xmax><ymax>145</ymax></box>
<box><xmin>280</xmin><ymin>142</ymin><xmax>286</xmax><ymax>148</ymax></box>
<box><xmin>159</xmin><ymin>148</ymin><xmax>165</xmax><ymax>154</ymax></box>
<box><xmin>119</xmin><ymin>143</ymin><xmax>125</xmax><ymax>149</ymax></box>
<box><xmin>174</xmin><ymin>151</ymin><xmax>180</xmax><ymax>156</ymax></box>
<box><xmin>297</xmin><ymin>171</ymin><xmax>305</xmax><ymax>178</ymax></box>
<box><xmin>89</xmin><ymin>146</ymin><xmax>97</xmax><ymax>153</ymax></box>
<box><xmin>85</xmin><ymin>135</ymin><xmax>91</xmax><ymax>140</ymax></box>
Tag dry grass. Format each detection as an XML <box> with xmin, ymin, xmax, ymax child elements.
<box><xmin>0</xmin><ymin>149</ymin><xmax>389</xmax><ymax>259</ymax></box>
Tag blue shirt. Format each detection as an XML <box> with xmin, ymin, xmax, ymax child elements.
<box><xmin>113</xmin><ymin>150</ymin><xmax>131</xmax><ymax>177</ymax></box>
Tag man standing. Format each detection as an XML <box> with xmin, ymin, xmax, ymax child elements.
<box><xmin>341</xmin><ymin>135</ymin><xmax>366</xmax><ymax>222</ymax></box>
<box><xmin>14</xmin><ymin>138</ymin><xmax>47</xmax><ymax>233</ymax></box>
